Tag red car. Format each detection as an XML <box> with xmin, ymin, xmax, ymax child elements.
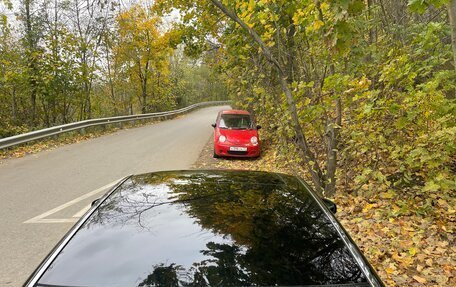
<box><xmin>212</xmin><ymin>110</ymin><xmax>261</xmax><ymax>158</ymax></box>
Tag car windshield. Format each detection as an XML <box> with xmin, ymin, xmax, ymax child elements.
<box><xmin>219</xmin><ymin>114</ymin><xmax>253</xmax><ymax>129</ymax></box>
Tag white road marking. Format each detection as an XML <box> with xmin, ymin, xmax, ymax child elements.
<box><xmin>24</xmin><ymin>179</ymin><xmax>120</xmax><ymax>224</ymax></box>
<box><xmin>30</xmin><ymin>218</ymin><xmax>79</xmax><ymax>223</ymax></box>
<box><xmin>72</xmin><ymin>204</ymin><xmax>91</xmax><ymax>218</ymax></box>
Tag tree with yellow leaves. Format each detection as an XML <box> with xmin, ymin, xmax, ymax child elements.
<box><xmin>115</xmin><ymin>4</ymin><xmax>176</xmax><ymax>113</ymax></box>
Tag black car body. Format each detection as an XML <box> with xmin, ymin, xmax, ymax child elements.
<box><xmin>25</xmin><ymin>170</ymin><xmax>385</xmax><ymax>287</ymax></box>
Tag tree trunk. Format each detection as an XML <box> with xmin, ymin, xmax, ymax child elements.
<box><xmin>105</xmin><ymin>34</ymin><xmax>118</xmax><ymax>116</ymax></box>
<box><xmin>24</xmin><ymin>0</ymin><xmax>38</xmax><ymax>126</ymax></box>
<box><xmin>139</xmin><ymin>60</ymin><xmax>149</xmax><ymax>114</ymax></box>
<box><xmin>286</xmin><ymin>23</ymin><xmax>296</xmax><ymax>84</ymax></box>
<box><xmin>449</xmin><ymin>0</ymin><xmax>456</xmax><ymax>71</ymax></box>
<box><xmin>210</xmin><ymin>0</ymin><xmax>326</xmax><ymax>194</ymax></box>
<box><xmin>11</xmin><ymin>88</ymin><xmax>17</xmax><ymax>122</ymax></box>
<box><xmin>325</xmin><ymin>97</ymin><xmax>341</xmax><ymax>197</ymax></box>
<box><xmin>367</xmin><ymin>0</ymin><xmax>376</xmax><ymax>44</ymax></box>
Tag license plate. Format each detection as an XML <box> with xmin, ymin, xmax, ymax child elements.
<box><xmin>229</xmin><ymin>146</ymin><xmax>247</xmax><ymax>152</ymax></box>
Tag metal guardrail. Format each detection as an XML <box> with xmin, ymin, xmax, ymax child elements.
<box><xmin>0</xmin><ymin>101</ymin><xmax>230</xmax><ymax>150</ymax></box>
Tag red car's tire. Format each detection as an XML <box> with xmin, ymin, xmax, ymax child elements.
<box><xmin>213</xmin><ymin>150</ymin><xmax>220</xmax><ymax>158</ymax></box>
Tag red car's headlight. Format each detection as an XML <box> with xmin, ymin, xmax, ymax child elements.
<box><xmin>219</xmin><ymin>135</ymin><xmax>227</xmax><ymax>143</ymax></box>
<box><xmin>250</xmin><ymin>136</ymin><xmax>258</xmax><ymax>145</ymax></box>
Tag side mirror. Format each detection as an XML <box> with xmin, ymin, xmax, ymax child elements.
<box><xmin>256</xmin><ymin>125</ymin><xmax>262</xmax><ymax>130</ymax></box>
<box><xmin>211</xmin><ymin>123</ymin><xmax>216</xmax><ymax>128</ymax></box>
<box><xmin>91</xmin><ymin>198</ymin><xmax>100</xmax><ymax>207</ymax></box>
<box><xmin>322</xmin><ymin>198</ymin><xmax>337</xmax><ymax>213</ymax></box>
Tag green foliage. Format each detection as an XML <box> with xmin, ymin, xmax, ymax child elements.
<box><xmin>341</xmin><ymin>17</ymin><xmax>455</xmax><ymax>195</ymax></box>
<box><xmin>162</xmin><ymin>0</ymin><xmax>455</xmax><ymax>197</ymax></box>
<box><xmin>0</xmin><ymin>1</ymin><xmax>227</xmax><ymax>136</ymax></box>
<box><xmin>408</xmin><ymin>0</ymin><xmax>449</xmax><ymax>13</ymax></box>
<box><xmin>115</xmin><ymin>5</ymin><xmax>176</xmax><ymax>113</ymax></box>
<box><xmin>0</xmin><ymin>0</ymin><xmax>454</xmax><ymax>199</ymax></box>
<box><xmin>0</xmin><ymin>123</ymin><xmax>29</xmax><ymax>138</ymax></box>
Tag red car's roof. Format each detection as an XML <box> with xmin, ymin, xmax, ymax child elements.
<box><xmin>220</xmin><ymin>109</ymin><xmax>251</xmax><ymax>115</ymax></box>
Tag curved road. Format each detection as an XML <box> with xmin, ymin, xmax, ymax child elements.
<box><xmin>0</xmin><ymin>105</ymin><xmax>228</xmax><ymax>286</ymax></box>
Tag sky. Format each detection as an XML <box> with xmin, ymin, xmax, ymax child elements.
<box><xmin>0</xmin><ymin>0</ymin><xmax>181</xmax><ymax>35</ymax></box>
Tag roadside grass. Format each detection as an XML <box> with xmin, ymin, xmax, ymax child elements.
<box><xmin>193</xmin><ymin>139</ymin><xmax>455</xmax><ymax>287</ymax></box>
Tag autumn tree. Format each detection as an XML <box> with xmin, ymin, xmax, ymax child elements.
<box><xmin>157</xmin><ymin>0</ymin><xmax>455</xmax><ymax>197</ymax></box>
<box><xmin>157</xmin><ymin>0</ymin><xmax>359</xmax><ymax>195</ymax></box>
<box><xmin>115</xmin><ymin>4</ymin><xmax>177</xmax><ymax>113</ymax></box>
<box><xmin>68</xmin><ymin>0</ymin><xmax>113</xmax><ymax>120</ymax></box>
<box><xmin>19</xmin><ymin>0</ymin><xmax>42</xmax><ymax>125</ymax></box>
<box><xmin>409</xmin><ymin>0</ymin><xmax>456</xmax><ymax>71</ymax></box>
<box><xmin>0</xmin><ymin>0</ymin><xmax>225</xmax><ymax>136</ymax></box>
<box><xmin>0</xmin><ymin>10</ymin><xmax>27</xmax><ymax>136</ymax></box>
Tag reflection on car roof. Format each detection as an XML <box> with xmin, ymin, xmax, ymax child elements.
<box><xmin>35</xmin><ymin>170</ymin><xmax>370</xmax><ymax>287</ymax></box>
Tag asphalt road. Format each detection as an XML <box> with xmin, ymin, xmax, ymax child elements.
<box><xmin>0</xmin><ymin>105</ymin><xmax>228</xmax><ymax>287</ymax></box>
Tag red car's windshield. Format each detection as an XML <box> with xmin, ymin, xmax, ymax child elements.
<box><xmin>219</xmin><ymin>114</ymin><xmax>253</xmax><ymax>130</ymax></box>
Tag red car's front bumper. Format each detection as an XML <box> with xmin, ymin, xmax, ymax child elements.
<box><xmin>214</xmin><ymin>142</ymin><xmax>260</xmax><ymax>158</ymax></box>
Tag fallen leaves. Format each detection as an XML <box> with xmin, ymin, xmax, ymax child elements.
<box><xmin>193</xmin><ymin>139</ymin><xmax>456</xmax><ymax>287</ymax></box>
<box><xmin>336</xmin><ymin>191</ymin><xmax>455</xmax><ymax>287</ymax></box>
<box><xmin>413</xmin><ymin>275</ymin><xmax>427</xmax><ymax>284</ymax></box>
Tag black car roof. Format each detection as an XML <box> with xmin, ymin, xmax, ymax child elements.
<box><xmin>29</xmin><ymin>170</ymin><xmax>382</xmax><ymax>287</ymax></box>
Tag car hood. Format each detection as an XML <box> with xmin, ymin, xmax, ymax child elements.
<box><xmin>219</xmin><ymin>128</ymin><xmax>258</xmax><ymax>142</ymax></box>
<box><xmin>36</xmin><ymin>170</ymin><xmax>371</xmax><ymax>287</ymax></box>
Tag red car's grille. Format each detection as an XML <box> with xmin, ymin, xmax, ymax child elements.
<box><xmin>228</xmin><ymin>150</ymin><xmax>248</xmax><ymax>155</ymax></box>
